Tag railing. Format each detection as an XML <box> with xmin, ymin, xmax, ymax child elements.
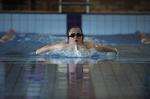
<box><xmin>0</xmin><ymin>0</ymin><xmax>150</xmax><ymax>13</ymax></box>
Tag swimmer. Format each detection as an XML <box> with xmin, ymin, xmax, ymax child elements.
<box><xmin>138</xmin><ymin>32</ymin><xmax>150</xmax><ymax>44</ymax></box>
<box><xmin>0</xmin><ymin>29</ymin><xmax>16</xmax><ymax>43</ymax></box>
<box><xmin>36</xmin><ymin>27</ymin><xmax>118</xmax><ymax>54</ymax></box>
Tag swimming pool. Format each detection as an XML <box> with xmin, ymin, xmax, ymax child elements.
<box><xmin>0</xmin><ymin>33</ymin><xmax>150</xmax><ymax>99</ymax></box>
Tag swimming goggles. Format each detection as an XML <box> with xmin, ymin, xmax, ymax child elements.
<box><xmin>69</xmin><ymin>33</ymin><xmax>83</xmax><ymax>38</ymax></box>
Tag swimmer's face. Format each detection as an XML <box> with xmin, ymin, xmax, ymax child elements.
<box><xmin>68</xmin><ymin>28</ymin><xmax>83</xmax><ymax>45</ymax></box>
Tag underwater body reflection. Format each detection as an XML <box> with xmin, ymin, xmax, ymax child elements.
<box><xmin>36</xmin><ymin>56</ymin><xmax>118</xmax><ymax>99</ymax></box>
<box><xmin>37</xmin><ymin>57</ymin><xmax>97</xmax><ymax>99</ymax></box>
<box><xmin>35</xmin><ymin>54</ymin><xmax>149</xmax><ymax>99</ymax></box>
<box><xmin>0</xmin><ymin>47</ymin><xmax>150</xmax><ymax>99</ymax></box>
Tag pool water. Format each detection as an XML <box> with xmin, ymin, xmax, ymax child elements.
<box><xmin>0</xmin><ymin>33</ymin><xmax>150</xmax><ymax>99</ymax></box>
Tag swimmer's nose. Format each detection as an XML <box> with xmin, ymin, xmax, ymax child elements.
<box><xmin>74</xmin><ymin>36</ymin><xmax>77</xmax><ymax>41</ymax></box>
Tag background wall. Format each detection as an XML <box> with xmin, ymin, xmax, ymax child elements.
<box><xmin>82</xmin><ymin>14</ymin><xmax>150</xmax><ymax>35</ymax></box>
<box><xmin>0</xmin><ymin>13</ymin><xmax>67</xmax><ymax>34</ymax></box>
<box><xmin>0</xmin><ymin>13</ymin><xmax>150</xmax><ymax>35</ymax></box>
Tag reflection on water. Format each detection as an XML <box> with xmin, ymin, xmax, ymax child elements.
<box><xmin>37</xmin><ymin>57</ymin><xmax>96</xmax><ymax>99</ymax></box>
<box><xmin>67</xmin><ymin>61</ymin><xmax>95</xmax><ymax>99</ymax></box>
<box><xmin>0</xmin><ymin>55</ymin><xmax>149</xmax><ymax>99</ymax></box>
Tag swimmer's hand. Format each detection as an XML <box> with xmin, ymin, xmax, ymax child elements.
<box><xmin>35</xmin><ymin>50</ymin><xmax>39</xmax><ymax>55</ymax></box>
<box><xmin>114</xmin><ymin>48</ymin><xmax>119</xmax><ymax>56</ymax></box>
<box><xmin>36</xmin><ymin>47</ymin><xmax>47</xmax><ymax>54</ymax></box>
<box><xmin>29</xmin><ymin>51</ymin><xmax>36</xmax><ymax>55</ymax></box>
<box><xmin>36</xmin><ymin>48</ymin><xmax>48</xmax><ymax>54</ymax></box>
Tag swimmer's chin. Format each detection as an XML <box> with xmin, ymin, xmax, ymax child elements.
<box><xmin>69</xmin><ymin>42</ymin><xmax>78</xmax><ymax>45</ymax></box>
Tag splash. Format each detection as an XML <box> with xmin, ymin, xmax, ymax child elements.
<box><xmin>47</xmin><ymin>44</ymin><xmax>91</xmax><ymax>58</ymax></box>
<box><xmin>42</xmin><ymin>44</ymin><xmax>117</xmax><ymax>59</ymax></box>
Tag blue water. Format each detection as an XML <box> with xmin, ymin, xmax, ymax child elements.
<box><xmin>0</xmin><ymin>32</ymin><xmax>140</xmax><ymax>57</ymax></box>
<box><xmin>0</xmin><ymin>32</ymin><xmax>150</xmax><ymax>99</ymax></box>
<box><xmin>1</xmin><ymin>32</ymin><xmax>148</xmax><ymax>64</ymax></box>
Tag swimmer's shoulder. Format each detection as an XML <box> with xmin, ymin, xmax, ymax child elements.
<box><xmin>84</xmin><ymin>41</ymin><xmax>95</xmax><ymax>49</ymax></box>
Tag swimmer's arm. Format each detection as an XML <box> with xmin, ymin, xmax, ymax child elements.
<box><xmin>36</xmin><ymin>43</ymin><xmax>66</xmax><ymax>54</ymax></box>
<box><xmin>95</xmin><ymin>44</ymin><xmax>118</xmax><ymax>53</ymax></box>
<box><xmin>0</xmin><ymin>33</ymin><xmax>15</xmax><ymax>43</ymax></box>
<box><xmin>36</xmin><ymin>45</ymin><xmax>52</xmax><ymax>54</ymax></box>
<box><xmin>1</xmin><ymin>34</ymin><xmax>15</xmax><ymax>41</ymax></box>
